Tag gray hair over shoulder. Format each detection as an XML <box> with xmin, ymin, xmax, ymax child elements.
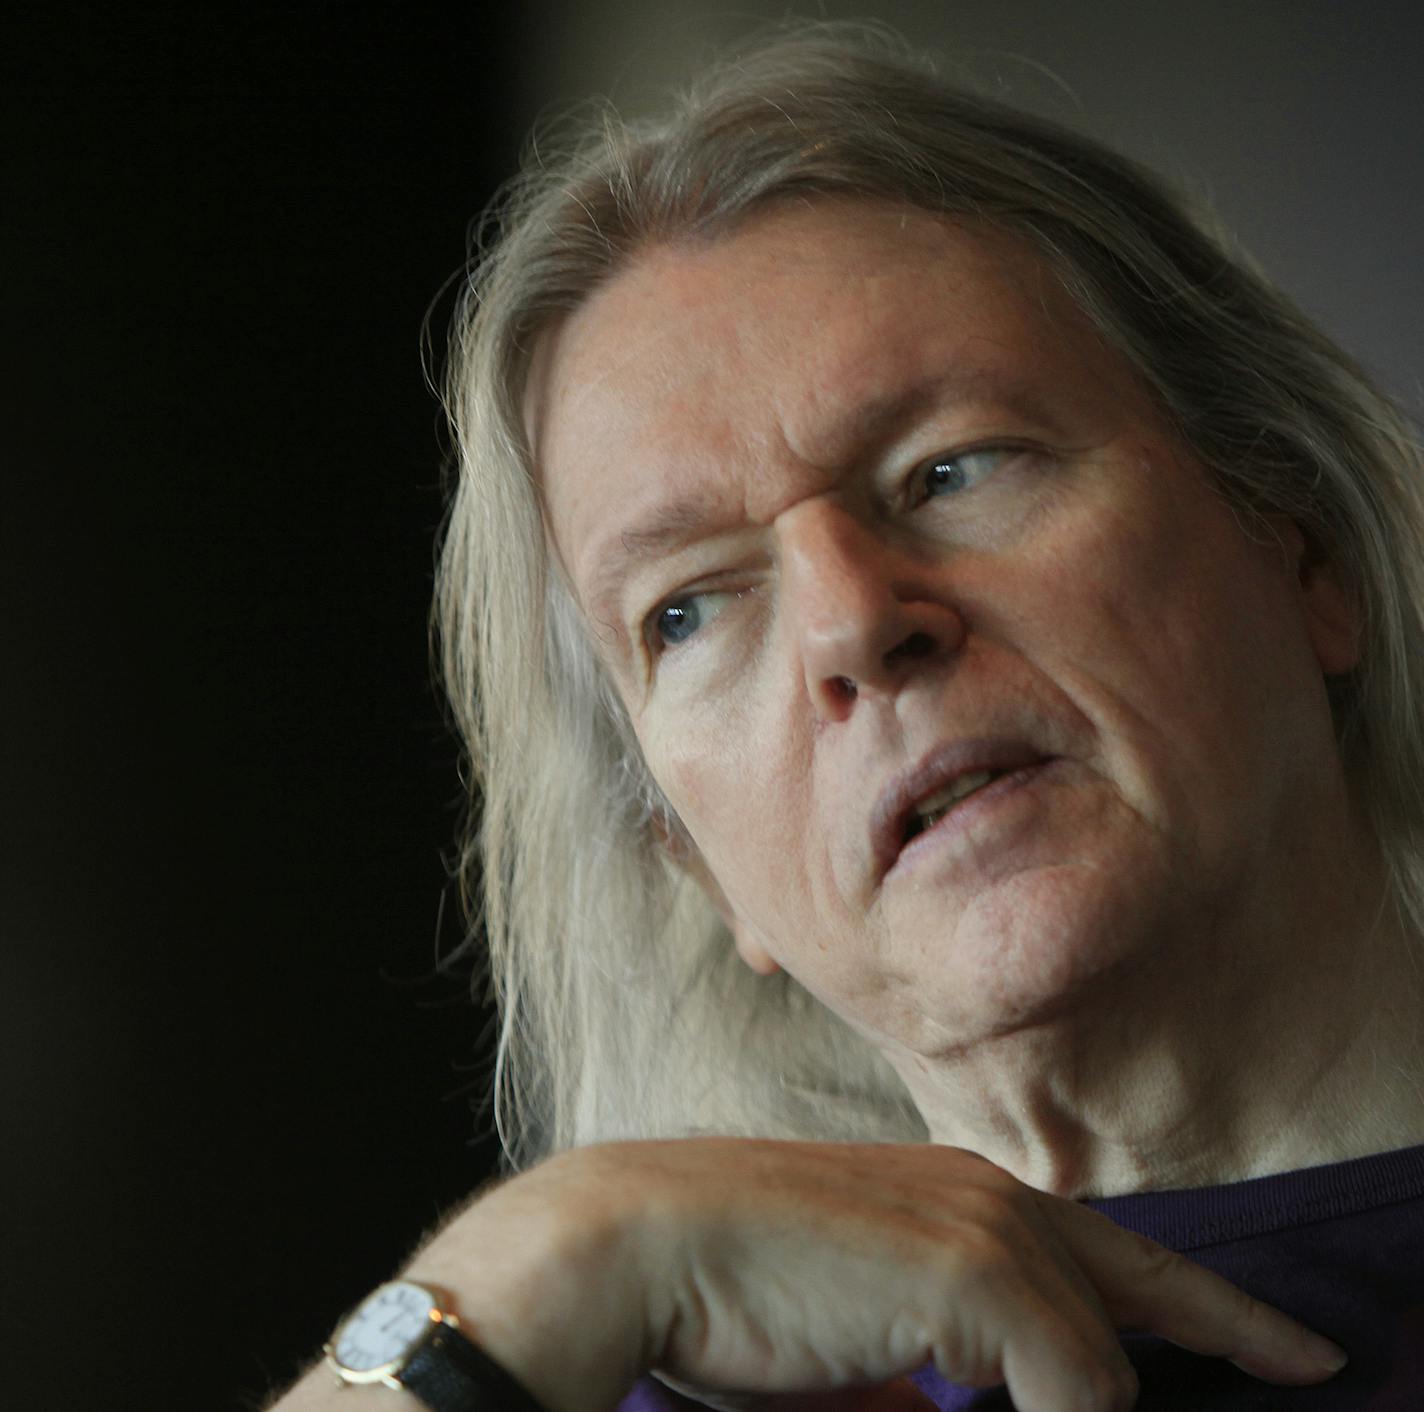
<box><xmin>432</xmin><ymin>23</ymin><xmax>1424</xmax><ymax>1170</ymax></box>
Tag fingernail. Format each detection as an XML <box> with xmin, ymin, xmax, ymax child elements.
<box><xmin>1303</xmin><ymin>1331</ymin><xmax>1348</xmax><ymax>1374</ymax></box>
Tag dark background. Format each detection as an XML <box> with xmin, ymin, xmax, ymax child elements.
<box><xmin>6</xmin><ymin>7</ymin><xmax>527</xmax><ymax>1408</ymax></box>
<box><xmin>5</xmin><ymin>4</ymin><xmax>1422</xmax><ymax>1410</ymax></box>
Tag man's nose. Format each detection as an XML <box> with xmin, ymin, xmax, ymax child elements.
<box><xmin>777</xmin><ymin>498</ymin><xmax>967</xmax><ymax>722</ymax></box>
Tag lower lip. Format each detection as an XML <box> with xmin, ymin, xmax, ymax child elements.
<box><xmin>889</xmin><ymin>757</ymin><xmax>1061</xmax><ymax>879</ymax></box>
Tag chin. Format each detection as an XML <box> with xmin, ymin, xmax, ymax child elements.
<box><xmin>892</xmin><ymin>862</ymin><xmax>1168</xmax><ymax>1047</ymax></box>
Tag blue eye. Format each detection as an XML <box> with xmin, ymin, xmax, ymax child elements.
<box><xmin>650</xmin><ymin>590</ymin><xmax>735</xmax><ymax>652</ymax></box>
<box><xmin>655</xmin><ymin>599</ymin><xmax>702</xmax><ymax>646</ymax></box>
<box><xmin>920</xmin><ymin>448</ymin><xmax>1008</xmax><ymax>498</ymax></box>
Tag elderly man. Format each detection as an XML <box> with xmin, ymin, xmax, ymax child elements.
<box><xmin>275</xmin><ymin>27</ymin><xmax>1424</xmax><ymax>1412</ymax></box>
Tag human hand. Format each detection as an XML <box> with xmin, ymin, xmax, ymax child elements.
<box><xmin>272</xmin><ymin>1138</ymin><xmax>1347</xmax><ymax>1412</ymax></box>
<box><xmin>552</xmin><ymin>1140</ymin><xmax>1345</xmax><ymax>1412</ymax></box>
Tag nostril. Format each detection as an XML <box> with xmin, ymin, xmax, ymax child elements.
<box><xmin>833</xmin><ymin>675</ymin><xmax>858</xmax><ymax>701</ymax></box>
<box><xmin>886</xmin><ymin>631</ymin><xmax>936</xmax><ymax>664</ymax></box>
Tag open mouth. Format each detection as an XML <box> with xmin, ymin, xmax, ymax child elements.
<box><xmin>901</xmin><ymin>768</ymin><xmax>1008</xmax><ymax>844</ymax></box>
<box><xmin>871</xmin><ymin>741</ymin><xmax>1058</xmax><ymax>882</ymax></box>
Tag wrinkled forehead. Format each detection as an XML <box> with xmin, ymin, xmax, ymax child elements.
<box><xmin>526</xmin><ymin>201</ymin><xmax>1064</xmax><ymax>415</ymax></box>
<box><xmin>521</xmin><ymin>200</ymin><xmax>1119</xmax><ymax>568</ymax></box>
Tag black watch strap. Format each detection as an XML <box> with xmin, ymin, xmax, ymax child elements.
<box><xmin>400</xmin><ymin>1322</ymin><xmax>547</xmax><ymax>1412</ymax></box>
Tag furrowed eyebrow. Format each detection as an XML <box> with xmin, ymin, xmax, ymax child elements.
<box><xmin>583</xmin><ymin>495</ymin><xmax>723</xmax><ymax>629</ymax></box>
<box><xmin>578</xmin><ymin>367</ymin><xmax>1059</xmax><ymax>630</ymax></box>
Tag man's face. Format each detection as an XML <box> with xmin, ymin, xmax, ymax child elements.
<box><xmin>530</xmin><ymin>200</ymin><xmax>1357</xmax><ymax>1061</ymax></box>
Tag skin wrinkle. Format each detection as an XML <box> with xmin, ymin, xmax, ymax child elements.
<box><xmin>568</xmin><ymin>236</ymin><xmax>1090</xmax><ymax>679</ymax></box>
<box><xmin>531</xmin><ymin>198</ymin><xmax>1424</xmax><ymax>1198</ymax></box>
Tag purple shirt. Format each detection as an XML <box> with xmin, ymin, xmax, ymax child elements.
<box><xmin>619</xmin><ymin>1142</ymin><xmax>1424</xmax><ymax>1410</ymax></box>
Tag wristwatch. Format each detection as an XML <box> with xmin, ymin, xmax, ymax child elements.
<box><xmin>324</xmin><ymin>1279</ymin><xmax>545</xmax><ymax>1411</ymax></box>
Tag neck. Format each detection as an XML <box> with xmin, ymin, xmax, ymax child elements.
<box><xmin>887</xmin><ymin>834</ymin><xmax>1424</xmax><ymax>1200</ymax></box>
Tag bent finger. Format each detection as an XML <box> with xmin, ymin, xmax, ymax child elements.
<box><xmin>658</xmin><ymin>1377</ymin><xmax>938</xmax><ymax>1412</ymax></box>
<box><xmin>995</xmin><ymin>1289</ymin><xmax>1139</xmax><ymax>1412</ymax></box>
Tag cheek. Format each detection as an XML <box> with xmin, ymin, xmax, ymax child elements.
<box><xmin>1025</xmin><ymin>480</ymin><xmax>1301</xmax><ymax>826</ymax></box>
<box><xmin>641</xmin><ymin>693</ymin><xmax>826</xmax><ymax>919</ymax></box>
<box><xmin>643</xmin><ymin>713</ymin><xmax>776</xmax><ymax>877</ymax></box>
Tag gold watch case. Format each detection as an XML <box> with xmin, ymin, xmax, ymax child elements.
<box><xmin>324</xmin><ymin>1279</ymin><xmax>459</xmax><ymax>1389</ymax></box>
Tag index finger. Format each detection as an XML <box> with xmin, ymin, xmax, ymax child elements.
<box><xmin>1040</xmin><ymin>1197</ymin><xmax>1349</xmax><ymax>1385</ymax></box>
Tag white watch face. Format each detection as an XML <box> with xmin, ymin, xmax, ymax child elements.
<box><xmin>332</xmin><ymin>1280</ymin><xmax>439</xmax><ymax>1374</ymax></box>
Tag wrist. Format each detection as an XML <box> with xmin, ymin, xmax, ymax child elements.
<box><xmin>402</xmin><ymin>1153</ymin><xmax>654</xmax><ymax>1412</ymax></box>
<box><xmin>325</xmin><ymin>1279</ymin><xmax>547</xmax><ymax>1412</ymax></box>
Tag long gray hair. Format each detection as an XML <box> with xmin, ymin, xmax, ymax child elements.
<box><xmin>433</xmin><ymin>24</ymin><xmax>1424</xmax><ymax>1170</ymax></box>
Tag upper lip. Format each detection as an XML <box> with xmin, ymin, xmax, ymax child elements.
<box><xmin>870</xmin><ymin>737</ymin><xmax>1054</xmax><ymax>881</ymax></box>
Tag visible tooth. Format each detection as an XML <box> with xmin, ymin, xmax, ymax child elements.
<box><xmin>951</xmin><ymin>769</ymin><xmax>997</xmax><ymax>804</ymax></box>
<box><xmin>916</xmin><ymin>770</ymin><xmax>995</xmax><ymax>819</ymax></box>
